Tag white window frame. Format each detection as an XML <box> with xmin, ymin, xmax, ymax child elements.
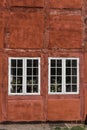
<box><xmin>8</xmin><ymin>57</ymin><xmax>40</xmax><ymax>95</ymax></box>
<box><xmin>48</xmin><ymin>57</ymin><xmax>79</xmax><ymax>94</ymax></box>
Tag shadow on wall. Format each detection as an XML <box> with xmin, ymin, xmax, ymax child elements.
<box><xmin>84</xmin><ymin>115</ymin><xmax>87</xmax><ymax>124</ymax></box>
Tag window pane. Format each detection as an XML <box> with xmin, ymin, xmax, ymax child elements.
<box><xmin>17</xmin><ymin>60</ymin><xmax>22</xmax><ymax>67</ymax></box>
<box><xmin>57</xmin><ymin>77</ymin><xmax>62</xmax><ymax>84</ymax></box>
<box><xmin>27</xmin><ymin>68</ymin><xmax>32</xmax><ymax>75</ymax></box>
<box><xmin>72</xmin><ymin>76</ymin><xmax>77</xmax><ymax>83</ymax></box>
<box><xmin>17</xmin><ymin>68</ymin><xmax>22</xmax><ymax>76</ymax></box>
<box><xmin>57</xmin><ymin>85</ymin><xmax>62</xmax><ymax>92</ymax></box>
<box><xmin>66</xmin><ymin>60</ymin><xmax>71</xmax><ymax>67</ymax></box>
<box><xmin>57</xmin><ymin>60</ymin><xmax>62</xmax><ymax>67</ymax></box>
<box><xmin>72</xmin><ymin>68</ymin><xmax>77</xmax><ymax>75</ymax></box>
<box><xmin>33</xmin><ymin>77</ymin><xmax>38</xmax><ymax>84</ymax></box>
<box><xmin>33</xmin><ymin>60</ymin><xmax>38</xmax><ymax>67</ymax></box>
<box><xmin>17</xmin><ymin>85</ymin><xmax>22</xmax><ymax>93</ymax></box>
<box><xmin>50</xmin><ymin>85</ymin><xmax>56</xmax><ymax>92</ymax></box>
<box><xmin>51</xmin><ymin>60</ymin><xmax>56</xmax><ymax>67</ymax></box>
<box><xmin>27</xmin><ymin>85</ymin><xmax>32</xmax><ymax>93</ymax></box>
<box><xmin>11</xmin><ymin>85</ymin><xmax>16</xmax><ymax>93</ymax></box>
<box><xmin>33</xmin><ymin>68</ymin><xmax>38</xmax><ymax>75</ymax></box>
<box><xmin>66</xmin><ymin>85</ymin><xmax>71</xmax><ymax>92</ymax></box>
<box><xmin>57</xmin><ymin>68</ymin><xmax>62</xmax><ymax>75</ymax></box>
<box><xmin>11</xmin><ymin>68</ymin><xmax>16</xmax><ymax>76</ymax></box>
<box><xmin>66</xmin><ymin>76</ymin><xmax>71</xmax><ymax>84</ymax></box>
<box><xmin>11</xmin><ymin>76</ymin><xmax>16</xmax><ymax>84</ymax></box>
<box><xmin>72</xmin><ymin>85</ymin><xmax>77</xmax><ymax>92</ymax></box>
<box><xmin>51</xmin><ymin>68</ymin><xmax>56</xmax><ymax>75</ymax></box>
<box><xmin>17</xmin><ymin>77</ymin><xmax>22</xmax><ymax>84</ymax></box>
<box><xmin>72</xmin><ymin>60</ymin><xmax>77</xmax><ymax>67</ymax></box>
<box><xmin>51</xmin><ymin>77</ymin><xmax>56</xmax><ymax>84</ymax></box>
<box><xmin>33</xmin><ymin>85</ymin><xmax>38</xmax><ymax>93</ymax></box>
<box><xmin>11</xmin><ymin>60</ymin><xmax>16</xmax><ymax>67</ymax></box>
<box><xmin>27</xmin><ymin>77</ymin><xmax>32</xmax><ymax>84</ymax></box>
<box><xmin>27</xmin><ymin>60</ymin><xmax>32</xmax><ymax>67</ymax></box>
<box><xmin>66</xmin><ymin>68</ymin><xmax>71</xmax><ymax>75</ymax></box>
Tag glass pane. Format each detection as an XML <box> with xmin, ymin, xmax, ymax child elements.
<box><xmin>72</xmin><ymin>60</ymin><xmax>77</xmax><ymax>67</ymax></box>
<box><xmin>51</xmin><ymin>77</ymin><xmax>56</xmax><ymax>84</ymax></box>
<box><xmin>51</xmin><ymin>68</ymin><xmax>56</xmax><ymax>75</ymax></box>
<box><xmin>72</xmin><ymin>85</ymin><xmax>77</xmax><ymax>92</ymax></box>
<box><xmin>57</xmin><ymin>77</ymin><xmax>62</xmax><ymax>84</ymax></box>
<box><xmin>33</xmin><ymin>85</ymin><xmax>38</xmax><ymax>93</ymax></box>
<box><xmin>17</xmin><ymin>68</ymin><xmax>22</xmax><ymax>76</ymax></box>
<box><xmin>66</xmin><ymin>60</ymin><xmax>71</xmax><ymax>67</ymax></box>
<box><xmin>27</xmin><ymin>85</ymin><xmax>32</xmax><ymax>93</ymax></box>
<box><xmin>51</xmin><ymin>85</ymin><xmax>55</xmax><ymax>92</ymax></box>
<box><xmin>27</xmin><ymin>60</ymin><xmax>32</xmax><ymax>67</ymax></box>
<box><xmin>27</xmin><ymin>77</ymin><xmax>32</xmax><ymax>84</ymax></box>
<box><xmin>11</xmin><ymin>85</ymin><xmax>16</xmax><ymax>93</ymax></box>
<box><xmin>27</xmin><ymin>68</ymin><xmax>32</xmax><ymax>75</ymax></box>
<box><xmin>66</xmin><ymin>68</ymin><xmax>71</xmax><ymax>75</ymax></box>
<box><xmin>17</xmin><ymin>77</ymin><xmax>22</xmax><ymax>84</ymax></box>
<box><xmin>57</xmin><ymin>85</ymin><xmax>62</xmax><ymax>92</ymax></box>
<box><xmin>11</xmin><ymin>68</ymin><xmax>16</xmax><ymax>76</ymax></box>
<box><xmin>11</xmin><ymin>60</ymin><xmax>16</xmax><ymax>67</ymax></box>
<box><xmin>51</xmin><ymin>60</ymin><xmax>56</xmax><ymax>67</ymax></box>
<box><xmin>57</xmin><ymin>68</ymin><xmax>62</xmax><ymax>75</ymax></box>
<box><xmin>66</xmin><ymin>85</ymin><xmax>71</xmax><ymax>92</ymax></box>
<box><xmin>33</xmin><ymin>60</ymin><xmax>38</xmax><ymax>67</ymax></box>
<box><xmin>33</xmin><ymin>68</ymin><xmax>38</xmax><ymax>75</ymax></box>
<box><xmin>72</xmin><ymin>76</ymin><xmax>77</xmax><ymax>83</ymax></box>
<box><xmin>72</xmin><ymin>68</ymin><xmax>77</xmax><ymax>75</ymax></box>
<box><xmin>57</xmin><ymin>60</ymin><xmax>62</xmax><ymax>67</ymax></box>
<box><xmin>11</xmin><ymin>76</ymin><xmax>16</xmax><ymax>84</ymax></box>
<box><xmin>17</xmin><ymin>60</ymin><xmax>22</xmax><ymax>67</ymax></box>
<box><xmin>66</xmin><ymin>76</ymin><xmax>71</xmax><ymax>84</ymax></box>
<box><xmin>17</xmin><ymin>86</ymin><xmax>22</xmax><ymax>93</ymax></box>
<box><xmin>33</xmin><ymin>77</ymin><xmax>38</xmax><ymax>84</ymax></box>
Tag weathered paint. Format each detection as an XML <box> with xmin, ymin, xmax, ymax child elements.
<box><xmin>0</xmin><ymin>0</ymin><xmax>87</xmax><ymax>122</ymax></box>
<box><xmin>49</xmin><ymin>0</ymin><xmax>83</xmax><ymax>9</ymax></box>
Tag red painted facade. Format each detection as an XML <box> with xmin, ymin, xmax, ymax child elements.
<box><xmin>0</xmin><ymin>0</ymin><xmax>87</xmax><ymax>122</ymax></box>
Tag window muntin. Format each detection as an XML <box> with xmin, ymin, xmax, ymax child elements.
<box><xmin>49</xmin><ymin>58</ymin><xmax>79</xmax><ymax>94</ymax></box>
<box><xmin>9</xmin><ymin>58</ymin><xmax>40</xmax><ymax>95</ymax></box>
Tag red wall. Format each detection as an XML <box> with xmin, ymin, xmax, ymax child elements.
<box><xmin>0</xmin><ymin>0</ymin><xmax>87</xmax><ymax>122</ymax></box>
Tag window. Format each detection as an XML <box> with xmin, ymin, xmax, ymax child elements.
<box><xmin>8</xmin><ymin>58</ymin><xmax>40</xmax><ymax>95</ymax></box>
<box><xmin>48</xmin><ymin>58</ymin><xmax>79</xmax><ymax>94</ymax></box>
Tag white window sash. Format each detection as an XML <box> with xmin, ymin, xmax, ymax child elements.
<box><xmin>8</xmin><ymin>57</ymin><xmax>40</xmax><ymax>95</ymax></box>
<box><xmin>48</xmin><ymin>57</ymin><xmax>79</xmax><ymax>94</ymax></box>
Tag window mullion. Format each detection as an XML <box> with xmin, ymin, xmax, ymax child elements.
<box><xmin>23</xmin><ymin>59</ymin><xmax>26</xmax><ymax>94</ymax></box>
<box><xmin>62</xmin><ymin>59</ymin><xmax>66</xmax><ymax>94</ymax></box>
<box><xmin>9</xmin><ymin>59</ymin><xmax>11</xmax><ymax>94</ymax></box>
<box><xmin>77</xmin><ymin>59</ymin><xmax>79</xmax><ymax>93</ymax></box>
<box><xmin>38</xmin><ymin>58</ymin><xmax>40</xmax><ymax>94</ymax></box>
<box><xmin>48</xmin><ymin>58</ymin><xmax>50</xmax><ymax>93</ymax></box>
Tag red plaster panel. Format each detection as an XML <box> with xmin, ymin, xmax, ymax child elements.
<box><xmin>47</xmin><ymin>99</ymin><xmax>81</xmax><ymax>121</ymax></box>
<box><xmin>0</xmin><ymin>0</ymin><xmax>6</xmax><ymax>7</ymax></box>
<box><xmin>49</xmin><ymin>0</ymin><xmax>83</xmax><ymax>9</ymax></box>
<box><xmin>8</xmin><ymin>0</ymin><xmax>44</xmax><ymax>7</ymax></box>
<box><xmin>8</xmin><ymin>11</ymin><xmax>44</xmax><ymax>49</ymax></box>
<box><xmin>7</xmin><ymin>100</ymin><xmax>44</xmax><ymax>121</ymax></box>
<box><xmin>49</xmin><ymin>14</ymin><xmax>82</xmax><ymax>49</ymax></box>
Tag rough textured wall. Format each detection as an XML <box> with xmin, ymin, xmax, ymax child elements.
<box><xmin>0</xmin><ymin>0</ymin><xmax>86</xmax><ymax>122</ymax></box>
